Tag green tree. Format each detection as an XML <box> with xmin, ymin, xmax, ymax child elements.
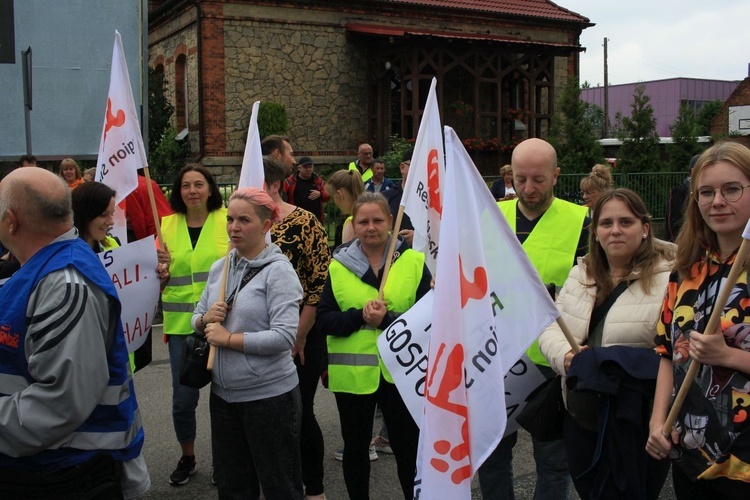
<box><xmin>257</xmin><ymin>101</ymin><xmax>288</xmax><ymax>139</ymax></box>
<box><xmin>696</xmin><ymin>99</ymin><xmax>723</xmax><ymax>136</ymax></box>
<box><xmin>617</xmin><ymin>85</ymin><xmax>661</xmax><ymax>174</ymax></box>
<box><xmin>549</xmin><ymin>77</ymin><xmax>604</xmax><ymax>173</ymax></box>
<box><xmin>668</xmin><ymin>102</ymin><xmax>703</xmax><ymax>171</ymax></box>
<box><xmin>148</xmin><ymin>68</ymin><xmax>174</xmax><ymax>155</ymax></box>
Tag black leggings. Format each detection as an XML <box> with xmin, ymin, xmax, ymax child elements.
<box><xmin>334</xmin><ymin>378</ymin><xmax>419</xmax><ymax>500</ymax></box>
<box><xmin>294</xmin><ymin>326</ymin><xmax>326</xmax><ymax>496</ymax></box>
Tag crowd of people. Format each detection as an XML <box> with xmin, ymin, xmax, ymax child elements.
<box><xmin>1</xmin><ymin>137</ymin><xmax>750</xmax><ymax>500</ymax></box>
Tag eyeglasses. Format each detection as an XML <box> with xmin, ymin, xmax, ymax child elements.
<box><xmin>359</xmin><ymin>152</ymin><xmax>373</xmax><ymax>157</ymax></box>
<box><xmin>694</xmin><ymin>183</ymin><xmax>750</xmax><ymax>206</ymax></box>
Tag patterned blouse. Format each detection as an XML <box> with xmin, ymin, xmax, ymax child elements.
<box><xmin>655</xmin><ymin>251</ymin><xmax>750</xmax><ymax>482</ymax></box>
<box><xmin>270</xmin><ymin>207</ymin><xmax>331</xmax><ymax>306</ymax></box>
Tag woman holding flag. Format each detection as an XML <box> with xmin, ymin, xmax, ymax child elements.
<box><xmin>647</xmin><ymin>142</ymin><xmax>750</xmax><ymax>499</ymax></box>
<box><xmin>316</xmin><ymin>192</ymin><xmax>432</xmax><ymax>500</ymax></box>
<box><xmin>161</xmin><ymin>164</ymin><xmax>228</xmax><ymax>486</ymax></box>
<box><xmin>538</xmin><ymin>188</ymin><xmax>675</xmax><ymax>499</ymax></box>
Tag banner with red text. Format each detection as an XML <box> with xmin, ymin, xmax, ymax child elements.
<box><xmin>95</xmin><ymin>31</ymin><xmax>148</xmax><ymax>243</ymax></box>
<box><xmin>407</xmin><ymin>127</ymin><xmax>558</xmax><ymax>498</ymax></box>
<box><xmin>98</xmin><ymin>237</ymin><xmax>159</xmax><ymax>353</ymax></box>
<box><xmin>400</xmin><ymin>78</ymin><xmax>444</xmax><ymax>274</ymax></box>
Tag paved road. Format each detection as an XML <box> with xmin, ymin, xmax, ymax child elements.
<box><xmin>136</xmin><ymin>325</ymin><xmax>675</xmax><ymax>499</ymax></box>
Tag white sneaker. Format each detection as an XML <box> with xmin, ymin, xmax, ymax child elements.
<box><xmin>334</xmin><ymin>446</ymin><xmax>378</xmax><ymax>461</ymax></box>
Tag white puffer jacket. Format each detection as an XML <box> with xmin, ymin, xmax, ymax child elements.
<box><xmin>538</xmin><ymin>255</ymin><xmax>674</xmax><ymax>378</ymax></box>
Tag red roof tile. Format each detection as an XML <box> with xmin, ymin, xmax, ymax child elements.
<box><xmin>385</xmin><ymin>0</ymin><xmax>589</xmax><ymax>23</ymax></box>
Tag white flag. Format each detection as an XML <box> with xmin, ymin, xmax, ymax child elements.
<box><xmin>413</xmin><ymin>127</ymin><xmax>559</xmax><ymax>499</ymax></box>
<box><xmin>95</xmin><ymin>31</ymin><xmax>148</xmax><ymax>242</ymax></box>
<box><xmin>238</xmin><ymin>101</ymin><xmax>265</xmax><ymax>190</ymax></box>
<box><xmin>400</xmin><ymin>78</ymin><xmax>444</xmax><ymax>274</ymax></box>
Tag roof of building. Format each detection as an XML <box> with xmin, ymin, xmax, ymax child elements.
<box><xmin>387</xmin><ymin>0</ymin><xmax>590</xmax><ymax>23</ymax></box>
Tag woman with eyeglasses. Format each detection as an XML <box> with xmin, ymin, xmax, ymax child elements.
<box><xmin>647</xmin><ymin>142</ymin><xmax>750</xmax><ymax>499</ymax></box>
<box><xmin>580</xmin><ymin>163</ymin><xmax>613</xmax><ymax>215</ymax></box>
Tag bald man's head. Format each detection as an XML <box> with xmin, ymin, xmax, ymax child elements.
<box><xmin>0</xmin><ymin>167</ymin><xmax>72</xmax><ymax>230</ymax></box>
<box><xmin>511</xmin><ymin>138</ymin><xmax>559</xmax><ymax>218</ymax></box>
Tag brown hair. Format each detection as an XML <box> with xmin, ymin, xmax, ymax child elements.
<box><xmin>675</xmin><ymin>141</ymin><xmax>750</xmax><ymax>277</ymax></box>
<box><xmin>59</xmin><ymin>158</ymin><xmax>82</xmax><ymax>180</ymax></box>
<box><xmin>584</xmin><ymin>188</ymin><xmax>675</xmax><ymax>304</ymax></box>
<box><xmin>169</xmin><ymin>164</ymin><xmax>224</xmax><ymax>214</ymax></box>
<box><xmin>352</xmin><ymin>192</ymin><xmax>390</xmax><ymax>221</ymax></box>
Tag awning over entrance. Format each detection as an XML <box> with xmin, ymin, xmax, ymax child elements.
<box><xmin>345</xmin><ymin>23</ymin><xmax>583</xmax><ymax>52</ymax></box>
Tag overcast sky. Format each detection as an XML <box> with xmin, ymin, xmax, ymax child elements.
<box><xmin>559</xmin><ymin>1</ymin><xmax>750</xmax><ymax>86</ymax></box>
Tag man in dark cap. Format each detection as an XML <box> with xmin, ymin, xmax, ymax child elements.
<box><xmin>282</xmin><ymin>156</ymin><xmax>330</xmax><ymax>221</ymax></box>
<box><xmin>664</xmin><ymin>153</ymin><xmax>701</xmax><ymax>242</ymax></box>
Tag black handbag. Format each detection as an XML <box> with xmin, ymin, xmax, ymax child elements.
<box><xmin>516</xmin><ymin>375</ymin><xmax>565</xmax><ymax>441</ymax></box>
<box><xmin>179</xmin><ymin>334</ymin><xmax>212</xmax><ymax>389</ymax></box>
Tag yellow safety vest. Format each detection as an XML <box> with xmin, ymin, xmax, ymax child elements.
<box><xmin>161</xmin><ymin>209</ymin><xmax>228</xmax><ymax>335</ymax></box>
<box><xmin>348</xmin><ymin>161</ymin><xmax>373</xmax><ymax>182</ymax></box>
<box><xmin>327</xmin><ymin>249</ymin><xmax>424</xmax><ymax>394</ymax></box>
<box><xmin>499</xmin><ymin>198</ymin><xmax>587</xmax><ymax>366</ymax></box>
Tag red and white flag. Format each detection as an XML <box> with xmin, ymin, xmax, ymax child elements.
<box><xmin>95</xmin><ymin>31</ymin><xmax>148</xmax><ymax>242</ymax></box>
<box><xmin>414</xmin><ymin>127</ymin><xmax>559</xmax><ymax>498</ymax></box>
<box><xmin>401</xmin><ymin>77</ymin><xmax>444</xmax><ymax>274</ymax></box>
<box><xmin>238</xmin><ymin>100</ymin><xmax>265</xmax><ymax>190</ymax></box>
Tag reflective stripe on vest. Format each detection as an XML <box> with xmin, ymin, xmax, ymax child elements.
<box><xmin>326</xmin><ymin>249</ymin><xmax>424</xmax><ymax>394</ymax></box>
<box><xmin>499</xmin><ymin>198</ymin><xmax>587</xmax><ymax>366</ymax></box>
<box><xmin>161</xmin><ymin>209</ymin><xmax>228</xmax><ymax>335</ymax></box>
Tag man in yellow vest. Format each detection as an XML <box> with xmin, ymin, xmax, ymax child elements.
<box><xmin>479</xmin><ymin>138</ymin><xmax>589</xmax><ymax>500</ymax></box>
<box><xmin>348</xmin><ymin>143</ymin><xmax>374</xmax><ymax>183</ymax></box>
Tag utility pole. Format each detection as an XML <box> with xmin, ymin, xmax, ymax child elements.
<box><xmin>603</xmin><ymin>37</ymin><xmax>609</xmax><ymax>138</ymax></box>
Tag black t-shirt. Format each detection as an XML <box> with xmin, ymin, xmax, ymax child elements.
<box><xmin>293</xmin><ymin>176</ymin><xmax>321</xmax><ymax>217</ymax></box>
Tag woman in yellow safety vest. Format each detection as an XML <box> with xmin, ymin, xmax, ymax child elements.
<box><xmin>316</xmin><ymin>192</ymin><xmax>432</xmax><ymax>500</ymax></box>
<box><xmin>160</xmin><ymin>164</ymin><xmax>228</xmax><ymax>486</ymax></box>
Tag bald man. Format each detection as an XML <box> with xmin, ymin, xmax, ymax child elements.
<box><xmin>348</xmin><ymin>143</ymin><xmax>374</xmax><ymax>182</ymax></box>
<box><xmin>480</xmin><ymin>138</ymin><xmax>589</xmax><ymax>500</ymax></box>
<box><xmin>0</xmin><ymin>168</ymin><xmax>150</xmax><ymax>498</ymax></box>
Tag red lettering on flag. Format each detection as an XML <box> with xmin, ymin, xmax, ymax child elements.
<box><xmin>425</xmin><ymin>342</ymin><xmax>472</xmax><ymax>484</ymax></box>
<box><xmin>427</xmin><ymin>149</ymin><xmax>442</xmax><ymax>215</ymax></box>
<box><xmin>104</xmin><ymin>98</ymin><xmax>126</xmax><ymax>141</ymax></box>
<box><xmin>459</xmin><ymin>255</ymin><xmax>488</xmax><ymax>308</ymax></box>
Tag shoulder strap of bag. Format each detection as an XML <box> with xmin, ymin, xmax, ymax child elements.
<box><xmin>587</xmin><ymin>280</ymin><xmax>629</xmax><ymax>348</ymax></box>
<box><xmin>225</xmin><ymin>262</ymin><xmax>271</xmax><ymax>306</ymax></box>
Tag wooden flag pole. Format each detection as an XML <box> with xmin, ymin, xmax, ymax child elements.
<box><xmin>143</xmin><ymin>167</ymin><xmax>165</xmax><ymax>248</ymax></box>
<box><xmin>662</xmin><ymin>235</ymin><xmax>750</xmax><ymax>434</ymax></box>
<box><xmin>378</xmin><ymin>205</ymin><xmax>406</xmax><ymax>300</ymax></box>
<box><xmin>207</xmin><ymin>246</ymin><xmax>232</xmax><ymax>371</ymax></box>
<box><xmin>556</xmin><ymin>315</ymin><xmax>581</xmax><ymax>355</ymax></box>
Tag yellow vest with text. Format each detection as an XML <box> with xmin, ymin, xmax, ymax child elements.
<box><xmin>327</xmin><ymin>249</ymin><xmax>424</xmax><ymax>394</ymax></box>
<box><xmin>161</xmin><ymin>209</ymin><xmax>228</xmax><ymax>335</ymax></box>
<box><xmin>348</xmin><ymin>161</ymin><xmax>373</xmax><ymax>182</ymax></box>
<box><xmin>498</xmin><ymin>198</ymin><xmax>587</xmax><ymax>366</ymax></box>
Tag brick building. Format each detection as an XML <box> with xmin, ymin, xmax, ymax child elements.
<box><xmin>711</xmin><ymin>74</ymin><xmax>750</xmax><ymax>150</ymax></box>
<box><xmin>148</xmin><ymin>0</ymin><xmax>592</xmax><ymax>180</ymax></box>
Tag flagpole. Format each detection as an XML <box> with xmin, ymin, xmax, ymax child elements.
<box><xmin>556</xmin><ymin>316</ymin><xmax>581</xmax><ymax>354</ymax></box>
<box><xmin>662</xmin><ymin>233</ymin><xmax>750</xmax><ymax>435</ymax></box>
<box><xmin>143</xmin><ymin>167</ymin><xmax>165</xmax><ymax>247</ymax></box>
<box><xmin>378</xmin><ymin>205</ymin><xmax>406</xmax><ymax>300</ymax></box>
<box><xmin>207</xmin><ymin>246</ymin><xmax>232</xmax><ymax>371</ymax></box>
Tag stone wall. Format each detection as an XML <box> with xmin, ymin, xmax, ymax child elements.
<box><xmin>223</xmin><ymin>20</ymin><xmax>369</xmax><ymax>154</ymax></box>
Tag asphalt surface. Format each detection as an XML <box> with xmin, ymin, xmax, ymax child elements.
<box><xmin>136</xmin><ymin>325</ymin><xmax>675</xmax><ymax>499</ymax></box>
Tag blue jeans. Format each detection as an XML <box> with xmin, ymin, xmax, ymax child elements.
<box><xmin>478</xmin><ymin>432</ymin><xmax>517</xmax><ymax>500</ymax></box>
<box><xmin>210</xmin><ymin>388</ymin><xmax>303</xmax><ymax>500</ymax></box>
<box><xmin>532</xmin><ymin>436</ymin><xmax>570</xmax><ymax>500</ymax></box>
<box><xmin>167</xmin><ymin>335</ymin><xmax>200</xmax><ymax>444</ymax></box>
